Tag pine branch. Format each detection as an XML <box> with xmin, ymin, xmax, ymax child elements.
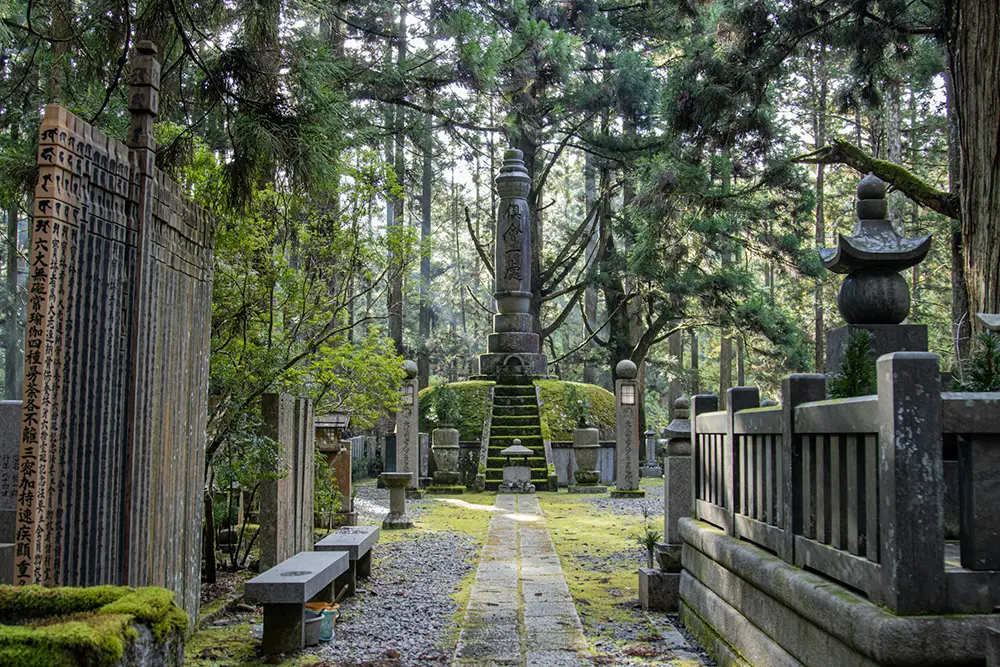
<box><xmin>794</xmin><ymin>139</ymin><xmax>960</xmax><ymax>219</ymax></box>
<box><xmin>541</xmin><ymin>283</ymin><xmax>587</xmax><ymax>339</ymax></box>
<box><xmin>464</xmin><ymin>206</ymin><xmax>494</xmax><ymax>276</ymax></box>
<box><xmin>467</xmin><ymin>286</ymin><xmax>496</xmax><ymax>315</ymax></box>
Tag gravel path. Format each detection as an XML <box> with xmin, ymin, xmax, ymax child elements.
<box><xmin>578</xmin><ymin>481</ymin><xmax>664</xmax><ymax>517</ymax></box>
<box><xmin>310</xmin><ymin>482</ymin><xmax>478</xmax><ymax>666</ymax></box>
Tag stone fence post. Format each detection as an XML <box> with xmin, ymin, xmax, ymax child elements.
<box><xmin>396</xmin><ymin>360</ymin><xmax>420</xmax><ymax>491</ymax></box>
<box><xmin>779</xmin><ymin>374</ymin><xmax>826</xmax><ymax>563</ymax></box>
<box><xmin>725</xmin><ymin>387</ymin><xmax>759</xmax><ymax>536</ymax></box>
<box><xmin>690</xmin><ymin>394</ymin><xmax>719</xmax><ymax>528</ymax></box>
<box><xmin>876</xmin><ymin>352</ymin><xmax>945</xmax><ymax>614</ymax></box>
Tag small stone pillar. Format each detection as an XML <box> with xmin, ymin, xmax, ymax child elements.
<box><xmin>612</xmin><ymin>360</ymin><xmax>644</xmax><ymax>497</ymax></box>
<box><xmin>396</xmin><ymin>360</ymin><xmax>421</xmax><ymax>493</ymax></box>
<box><xmin>381</xmin><ymin>472</ymin><xmax>414</xmax><ymax>529</ymax></box>
<box><xmin>820</xmin><ymin>174</ymin><xmax>932</xmax><ymax>375</ymax></box>
<box><xmin>429</xmin><ymin>426</ymin><xmax>463</xmax><ymax>492</ymax></box>
<box><xmin>641</xmin><ymin>398</ymin><xmax>691</xmax><ymax>611</ymax></box>
<box><xmin>641</xmin><ymin>429</ymin><xmax>663</xmax><ymax>478</ymax></box>
<box><xmin>499</xmin><ymin>439</ymin><xmax>535</xmax><ymax>494</ymax></box>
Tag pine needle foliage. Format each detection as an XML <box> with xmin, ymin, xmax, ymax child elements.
<box><xmin>955</xmin><ymin>333</ymin><xmax>1000</xmax><ymax>392</ymax></box>
<box><xmin>829</xmin><ymin>330</ymin><xmax>877</xmax><ymax>398</ymax></box>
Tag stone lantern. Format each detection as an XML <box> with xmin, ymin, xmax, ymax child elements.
<box><xmin>498</xmin><ymin>439</ymin><xmax>535</xmax><ymax>494</ymax></box>
<box><xmin>819</xmin><ymin>173</ymin><xmax>932</xmax><ymax>375</ymax></box>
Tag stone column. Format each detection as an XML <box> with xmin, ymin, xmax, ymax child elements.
<box><xmin>642</xmin><ymin>397</ymin><xmax>691</xmax><ymax>611</ymax></box>
<box><xmin>477</xmin><ymin>149</ymin><xmax>548</xmax><ymax>379</ymax></box>
<box><xmin>613</xmin><ymin>360</ymin><xmax>644</xmax><ymax>497</ymax></box>
<box><xmin>396</xmin><ymin>360</ymin><xmax>420</xmax><ymax>491</ymax></box>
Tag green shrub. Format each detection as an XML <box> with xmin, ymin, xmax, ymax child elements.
<box><xmin>419</xmin><ymin>381</ymin><xmax>494</xmax><ymax>440</ymax></box>
<box><xmin>829</xmin><ymin>330</ymin><xmax>876</xmax><ymax>398</ymax></box>
<box><xmin>535</xmin><ymin>380</ymin><xmax>615</xmax><ymax>441</ymax></box>
<box><xmin>954</xmin><ymin>332</ymin><xmax>1000</xmax><ymax>392</ymax></box>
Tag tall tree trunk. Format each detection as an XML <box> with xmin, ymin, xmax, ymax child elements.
<box><xmin>388</xmin><ymin>2</ymin><xmax>408</xmax><ymax>355</ymax></box>
<box><xmin>949</xmin><ymin>0</ymin><xmax>1000</xmax><ymax>320</ymax></box>
<box><xmin>417</xmin><ymin>1</ymin><xmax>435</xmax><ymax>389</ymax></box>
<box><xmin>583</xmin><ymin>146</ymin><xmax>599</xmax><ymax>385</ymax></box>
<box><xmin>668</xmin><ymin>332</ymin><xmax>682</xmax><ymax>420</ymax></box>
<box><xmin>813</xmin><ymin>42</ymin><xmax>827</xmax><ymax>372</ymax></box>
<box><xmin>944</xmin><ymin>59</ymin><xmax>971</xmax><ymax>359</ymax></box>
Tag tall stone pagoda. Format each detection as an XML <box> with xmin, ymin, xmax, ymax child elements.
<box><xmin>478</xmin><ymin>149</ymin><xmax>548</xmax><ymax>380</ymax></box>
<box><xmin>820</xmin><ymin>173</ymin><xmax>932</xmax><ymax>375</ymax></box>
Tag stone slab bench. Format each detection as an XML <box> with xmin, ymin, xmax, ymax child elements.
<box><xmin>314</xmin><ymin>525</ymin><xmax>380</xmax><ymax>596</ymax></box>
<box><xmin>244</xmin><ymin>550</ymin><xmax>349</xmax><ymax>653</ymax></box>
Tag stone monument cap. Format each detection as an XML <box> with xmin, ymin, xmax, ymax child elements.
<box><xmin>401</xmin><ymin>360</ymin><xmax>418</xmax><ymax>379</ymax></box>
<box><xmin>977</xmin><ymin>313</ymin><xmax>1000</xmax><ymax>332</ymax></box>
<box><xmin>616</xmin><ymin>359</ymin><xmax>638</xmax><ymax>379</ymax></box>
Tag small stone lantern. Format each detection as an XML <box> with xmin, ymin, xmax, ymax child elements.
<box><xmin>819</xmin><ymin>173</ymin><xmax>932</xmax><ymax>375</ymax></box>
<box><xmin>498</xmin><ymin>439</ymin><xmax>535</xmax><ymax>494</ymax></box>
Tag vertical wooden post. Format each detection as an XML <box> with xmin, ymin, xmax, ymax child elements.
<box><xmin>876</xmin><ymin>352</ymin><xmax>944</xmax><ymax>614</ymax></box>
<box><xmin>779</xmin><ymin>374</ymin><xmax>826</xmax><ymax>563</ymax></box>
<box><xmin>726</xmin><ymin>387</ymin><xmax>759</xmax><ymax>537</ymax></box>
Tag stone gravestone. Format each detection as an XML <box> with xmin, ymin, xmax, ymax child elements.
<box><xmin>396</xmin><ymin>360</ymin><xmax>420</xmax><ymax>492</ymax></box>
<box><xmin>820</xmin><ymin>174</ymin><xmax>931</xmax><ymax>375</ymax></box>
<box><xmin>13</xmin><ymin>42</ymin><xmax>213</xmax><ymax>621</ymax></box>
<box><xmin>259</xmin><ymin>394</ymin><xmax>315</xmax><ymax>571</ymax></box>
<box><xmin>613</xmin><ymin>360</ymin><xmax>644</xmax><ymax>497</ymax></box>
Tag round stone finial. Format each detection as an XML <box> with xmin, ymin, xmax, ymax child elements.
<box><xmin>401</xmin><ymin>360</ymin><xmax>418</xmax><ymax>379</ymax></box>
<box><xmin>504</xmin><ymin>148</ymin><xmax>524</xmax><ymax>161</ymax></box>
<box><xmin>673</xmin><ymin>396</ymin><xmax>690</xmax><ymax>419</ymax></box>
<box><xmin>616</xmin><ymin>359</ymin><xmax>638</xmax><ymax>379</ymax></box>
<box><xmin>857</xmin><ymin>173</ymin><xmax>886</xmax><ymax>200</ymax></box>
<box><xmin>513</xmin><ymin>438</ymin><xmax>521</xmax><ymax>446</ymax></box>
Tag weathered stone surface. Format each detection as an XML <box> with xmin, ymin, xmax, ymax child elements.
<box><xmin>488</xmin><ymin>332</ymin><xmax>540</xmax><ymax>354</ymax></box>
<box><xmin>639</xmin><ymin>567</ymin><xmax>679</xmax><ymax>612</ymax></box>
<box><xmin>615</xmin><ymin>374</ymin><xmax>640</xmax><ymax>491</ymax></box>
<box><xmin>567</xmin><ymin>485</ymin><xmax>606</xmax><ymax>494</ymax></box>
<box><xmin>432</xmin><ymin>427</ymin><xmax>460</xmax><ymax>473</ymax></box>
<box><xmin>493</xmin><ymin>313</ymin><xmax>533</xmax><ymax>333</ymax></box>
<box><xmin>825</xmin><ymin>324</ymin><xmax>928</xmax><ymax>376</ymax></box>
<box><xmin>396</xmin><ymin>366</ymin><xmax>420</xmax><ymax>490</ymax></box>
<box><xmin>260</xmin><ymin>393</ymin><xmax>315</xmax><ymax>572</ymax></box>
<box><xmin>245</xmin><ymin>551</ymin><xmax>348</xmax><ymax>604</ymax></box>
<box><xmin>681</xmin><ymin>517</ymin><xmax>1000</xmax><ymax>666</ymax></box>
<box><xmin>0</xmin><ymin>543</ymin><xmax>12</xmax><ymax>585</ymax></box>
<box><xmin>314</xmin><ymin>525</ymin><xmax>379</xmax><ymax>562</ymax></box>
<box><xmin>381</xmin><ymin>472</ymin><xmax>414</xmax><ymax>529</ymax></box>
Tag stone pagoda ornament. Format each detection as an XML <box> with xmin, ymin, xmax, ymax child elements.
<box><xmin>819</xmin><ymin>173</ymin><xmax>932</xmax><ymax>375</ymax></box>
<box><xmin>477</xmin><ymin>149</ymin><xmax>548</xmax><ymax>380</ymax></box>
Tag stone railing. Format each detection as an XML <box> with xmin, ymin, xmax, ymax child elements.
<box><xmin>691</xmin><ymin>352</ymin><xmax>1000</xmax><ymax>615</ymax></box>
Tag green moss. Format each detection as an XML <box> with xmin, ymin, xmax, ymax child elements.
<box><xmin>419</xmin><ymin>381</ymin><xmax>495</xmax><ymax>440</ymax></box>
<box><xmin>535</xmin><ymin>380</ymin><xmax>616</xmax><ymax>442</ymax></box>
<box><xmin>0</xmin><ymin>586</ymin><xmax>186</xmax><ymax>667</ymax></box>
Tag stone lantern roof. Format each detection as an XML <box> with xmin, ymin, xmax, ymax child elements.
<box><xmin>663</xmin><ymin>397</ymin><xmax>690</xmax><ymax>439</ymax></box>
<box><xmin>819</xmin><ymin>173</ymin><xmax>932</xmax><ymax>274</ymax></box>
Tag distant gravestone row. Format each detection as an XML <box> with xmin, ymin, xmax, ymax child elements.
<box><xmin>10</xmin><ymin>42</ymin><xmax>213</xmax><ymax>622</ymax></box>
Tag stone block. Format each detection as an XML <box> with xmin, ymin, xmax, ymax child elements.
<box><xmin>664</xmin><ymin>451</ymin><xmax>692</xmax><ymax>545</ymax></box>
<box><xmin>655</xmin><ymin>542</ymin><xmax>682</xmax><ymax>571</ymax></box>
<box><xmin>494</xmin><ymin>313</ymin><xmax>534</xmax><ymax>333</ymax></box>
<box><xmin>640</xmin><ymin>464</ymin><xmax>663</xmax><ymax>478</ymax></box>
<box><xmin>244</xmin><ymin>551</ymin><xmax>349</xmax><ymax>604</ymax></box>
<box><xmin>478</xmin><ymin>352</ymin><xmax>548</xmax><ymax>378</ymax></box>
<box><xmin>639</xmin><ymin>567</ymin><xmax>679</xmax><ymax>612</ymax></box>
<box><xmin>568</xmin><ymin>485</ymin><xmax>606</xmax><ymax>494</ymax></box>
<box><xmin>987</xmin><ymin>628</ymin><xmax>1000</xmax><ymax>667</ymax></box>
<box><xmin>314</xmin><ymin>525</ymin><xmax>379</xmax><ymax>562</ymax></box>
<box><xmin>488</xmin><ymin>332</ymin><xmax>540</xmax><ymax>353</ymax></box>
<box><xmin>825</xmin><ymin>324</ymin><xmax>927</xmax><ymax>376</ymax></box>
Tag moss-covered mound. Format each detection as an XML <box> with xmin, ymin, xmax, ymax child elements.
<box><xmin>419</xmin><ymin>380</ymin><xmax>495</xmax><ymax>440</ymax></box>
<box><xmin>535</xmin><ymin>380</ymin><xmax>615</xmax><ymax>441</ymax></box>
<box><xmin>0</xmin><ymin>585</ymin><xmax>187</xmax><ymax>667</ymax></box>
<box><xmin>418</xmin><ymin>379</ymin><xmax>615</xmax><ymax>443</ymax></box>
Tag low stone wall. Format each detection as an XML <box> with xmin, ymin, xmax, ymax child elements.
<box><xmin>458</xmin><ymin>442</ymin><xmax>480</xmax><ymax>486</ymax></box>
<box><xmin>679</xmin><ymin>518</ymin><xmax>999</xmax><ymax>667</ymax></box>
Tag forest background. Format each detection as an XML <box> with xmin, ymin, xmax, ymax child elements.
<box><xmin>0</xmin><ymin>0</ymin><xmax>993</xmax><ymax>478</ymax></box>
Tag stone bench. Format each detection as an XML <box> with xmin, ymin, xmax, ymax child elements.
<box><xmin>244</xmin><ymin>550</ymin><xmax>349</xmax><ymax>653</ymax></box>
<box><xmin>314</xmin><ymin>525</ymin><xmax>380</xmax><ymax>596</ymax></box>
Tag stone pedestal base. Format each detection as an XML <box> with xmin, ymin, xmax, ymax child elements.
<box><xmin>405</xmin><ymin>489</ymin><xmax>425</xmax><ymax>500</ymax></box>
<box><xmin>568</xmin><ymin>485</ymin><xmax>607</xmax><ymax>494</ymax></box>
<box><xmin>641</xmin><ymin>464</ymin><xmax>663</xmax><ymax>478</ymax></box>
<box><xmin>825</xmin><ymin>324</ymin><xmax>927</xmax><ymax>376</ymax></box>
<box><xmin>610</xmin><ymin>488</ymin><xmax>646</xmax><ymax>498</ymax></box>
<box><xmin>639</xmin><ymin>568</ymin><xmax>680</xmax><ymax>612</ymax></box>
<box><xmin>500</xmin><ymin>464</ymin><xmax>535</xmax><ymax>493</ymax></box>
<box><xmin>478</xmin><ymin>352</ymin><xmax>548</xmax><ymax>377</ymax></box>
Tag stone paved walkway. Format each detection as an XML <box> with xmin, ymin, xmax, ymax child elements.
<box><xmin>454</xmin><ymin>494</ymin><xmax>590</xmax><ymax>666</ymax></box>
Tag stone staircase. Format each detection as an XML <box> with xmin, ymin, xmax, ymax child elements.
<box><xmin>485</xmin><ymin>384</ymin><xmax>549</xmax><ymax>491</ymax></box>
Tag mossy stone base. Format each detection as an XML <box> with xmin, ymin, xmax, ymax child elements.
<box><xmin>426</xmin><ymin>485</ymin><xmax>466</xmax><ymax>494</ymax></box>
<box><xmin>405</xmin><ymin>489</ymin><xmax>425</xmax><ymax>500</ymax></box>
<box><xmin>569</xmin><ymin>485</ymin><xmax>607</xmax><ymax>494</ymax></box>
<box><xmin>610</xmin><ymin>489</ymin><xmax>646</xmax><ymax>498</ymax></box>
<box><xmin>433</xmin><ymin>470</ymin><xmax>461</xmax><ymax>485</ymax></box>
<box><xmin>573</xmin><ymin>469</ymin><xmax>600</xmax><ymax>485</ymax></box>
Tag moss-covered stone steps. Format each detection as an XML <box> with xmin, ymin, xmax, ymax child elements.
<box><xmin>492</xmin><ymin>396</ymin><xmax>537</xmax><ymax>407</ymax></box>
<box><xmin>487</xmin><ymin>456</ymin><xmax>546</xmax><ymax>468</ymax></box>
<box><xmin>490</xmin><ymin>405</ymin><xmax>539</xmax><ymax>417</ymax></box>
<box><xmin>490</xmin><ymin>424</ymin><xmax>541</xmax><ymax>435</ymax></box>
<box><xmin>491</xmin><ymin>415</ymin><xmax>538</xmax><ymax>426</ymax></box>
<box><xmin>493</xmin><ymin>385</ymin><xmax>537</xmax><ymax>397</ymax></box>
